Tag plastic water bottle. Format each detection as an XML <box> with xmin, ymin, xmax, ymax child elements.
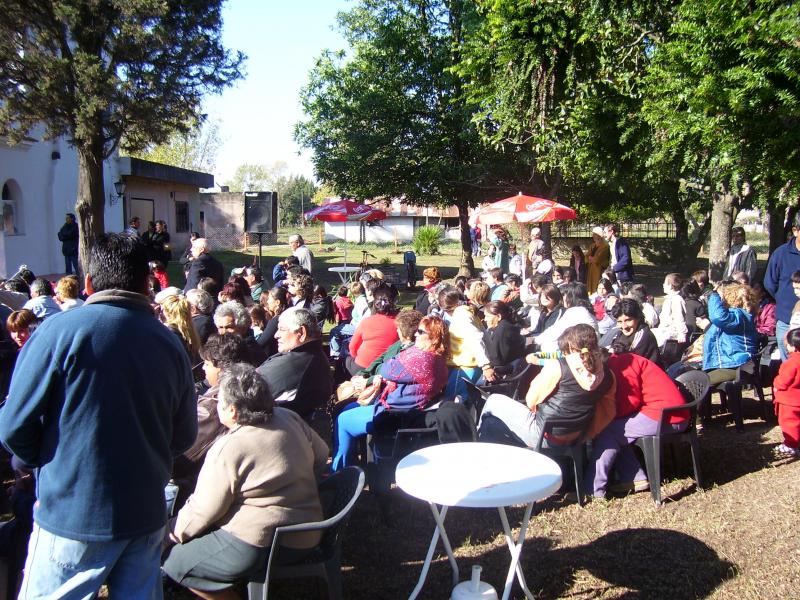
<box><xmin>450</xmin><ymin>565</ymin><xmax>498</xmax><ymax>600</ymax></box>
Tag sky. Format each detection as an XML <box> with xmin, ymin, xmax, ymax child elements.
<box><xmin>203</xmin><ymin>0</ymin><xmax>352</xmax><ymax>187</ymax></box>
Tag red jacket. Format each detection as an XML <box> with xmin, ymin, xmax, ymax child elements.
<box><xmin>773</xmin><ymin>351</ymin><xmax>800</xmax><ymax>407</ymax></box>
<box><xmin>349</xmin><ymin>313</ymin><xmax>399</xmax><ymax>369</ymax></box>
<box><xmin>334</xmin><ymin>296</ymin><xmax>353</xmax><ymax>323</ymax></box>
<box><xmin>607</xmin><ymin>353</ymin><xmax>689</xmax><ymax>424</ymax></box>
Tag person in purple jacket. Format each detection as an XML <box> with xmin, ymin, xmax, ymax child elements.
<box><xmin>331</xmin><ymin>315</ymin><xmax>450</xmax><ymax>471</ymax></box>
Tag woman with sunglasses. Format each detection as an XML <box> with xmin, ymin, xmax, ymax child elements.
<box><xmin>332</xmin><ymin>315</ymin><xmax>449</xmax><ymax>470</ymax></box>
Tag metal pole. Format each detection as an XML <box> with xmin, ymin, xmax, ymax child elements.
<box><xmin>300</xmin><ymin>191</ymin><xmax>304</xmax><ymax>228</ymax></box>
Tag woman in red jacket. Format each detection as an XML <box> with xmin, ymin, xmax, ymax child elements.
<box><xmin>773</xmin><ymin>328</ymin><xmax>800</xmax><ymax>458</ymax></box>
<box><xmin>345</xmin><ymin>284</ymin><xmax>400</xmax><ymax>375</ymax></box>
<box><xmin>586</xmin><ymin>352</ymin><xmax>689</xmax><ymax>498</ymax></box>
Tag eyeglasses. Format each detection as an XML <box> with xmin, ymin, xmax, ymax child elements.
<box><xmin>416</xmin><ymin>328</ymin><xmax>428</xmax><ymax>335</ymax></box>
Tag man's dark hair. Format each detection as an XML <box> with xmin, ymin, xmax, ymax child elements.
<box><xmin>200</xmin><ymin>333</ymin><xmax>248</xmax><ymax>368</ymax></box>
<box><xmin>197</xmin><ymin>277</ymin><xmax>218</xmax><ymax>296</ymax></box>
<box><xmin>285</xmin><ymin>255</ymin><xmax>300</xmax><ymax>267</ymax></box>
<box><xmin>489</xmin><ymin>267</ymin><xmax>504</xmax><ymax>282</ymax></box>
<box><xmin>18</xmin><ymin>268</ymin><xmax>35</xmax><ymax>286</ymax></box>
<box><xmin>219</xmin><ymin>363</ymin><xmax>273</xmax><ymax>425</ymax></box>
<box><xmin>4</xmin><ymin>278</ymin><xmax>30</xmax><ymax>297</ymax></box>
<box><xmin>610</xmin><ymin>297</ymin><xmax>645</xmax><ymax>322</ymax></box>
<box><xmin>791</xmin><ymin>270</ymin><xmax>800</xmax><ymax>284</ymax></box>
<box><xmin>286</xmin><ymin>265</ymin><xmax>303</xmax><ymax>279</ymax></box>
<box><xmin>88</xmin><ymin>233</ymin><xmax>149</xmax><ymax>293</ymax></box>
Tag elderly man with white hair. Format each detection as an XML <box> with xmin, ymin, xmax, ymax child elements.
<box><xmin>256</xmin><ymin>308</ymin><xmax>332</xmax><ymax>420</ymax></box>
<box><xmin>186</xmin><ymin>288</ymin><xmax>216</xmax><ymax>344</ymax></box>
<box><xmin>183</xmin><ymin>237</ymin><xmax>224</xmax><ymax>295</ymax></box>
<box><xmin>289</xmin><ymin>234</ymin><xmax>313</xmax><ymax>273</ymax></box>
<box><xmin>213</xmin><ymin>301</ymin><xmax>267</xmax><ymax>367</ymax></box>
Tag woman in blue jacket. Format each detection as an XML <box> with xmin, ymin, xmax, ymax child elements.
<box><xmin>703</xmin><ymin>282</ymin><xmax>758</xmax><ymax>386</ymax></box>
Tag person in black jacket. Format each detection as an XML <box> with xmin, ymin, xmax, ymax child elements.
<box><xmin>183</xmin><ymin>238</ymin><xmax>224</xmax><ymax>296</ymax></box>
<box><xmin>57</xmin><ymin>213</ymin><xmax>79</xmax><ymax>275</ymax></box>
<box><xmin>531</xmin><ymin>284</ymin><xmax>565</xmax><ymax>337</ymax></box>
<box><xmin>256</xmin><ymin>308</ymin><xmax>332</xmax><ymax>420</ymax></box>
<box><xmin>482</xmin><ymin>301</ymin><xmax>526</xmax><ymax>379</ymax></box>
<box><xmin>609</xmin><ymin>298</ymin><xmax>661</xmax><ymax>365</ymax></box>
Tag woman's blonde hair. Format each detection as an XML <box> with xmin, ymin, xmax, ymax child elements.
<box><xmin>719</xmin><ymin>282</ymin><xmax>758</xmax><ymax>314</ymax></box>
<box><xmin>161</xmin><ymin>295</ymin><xmax>202</xmax><ymax>356</ymax></box>
<box><xmin>56</xmin><ymin>276</ymin><xmax>79</xmax><ymax>300</ymax></box>
<box><xmin>557</xmin><ymin>323</ymin><xmax>604</xmax><ymax>375</ymax></box>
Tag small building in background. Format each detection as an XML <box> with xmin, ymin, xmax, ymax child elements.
<box><xmin>321</xmin><ymin>197</ymin><xmax>461</xmax><ymax>243</ymax></box>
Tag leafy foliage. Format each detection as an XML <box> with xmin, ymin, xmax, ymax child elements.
<box><xmin>124</xmin><ymin>117</ymin><xmax>223</xmax><ymax>174</ymax></box>
<box><xmin>224</xmin><ymin>162</ymin><xmax>288</xmax><ymax>192</ymax></box>
<box><xmin>276</xmin><ymin>175</ymin><xmax>317</xmax><ymax>226</ymax></box>
<box><xmin>412</xmin><ymin>225</ymin><xmax>443</xmax><ymax>255</ymax></box>
<box><xmin>0</xmin><ymin>0</ymin><xmax>244</xmax><ymax>269</ymax></box>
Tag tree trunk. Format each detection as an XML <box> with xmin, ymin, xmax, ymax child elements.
<box><xmin>688</xmin><ymin>214</ymin><xmax>712</xmax><ymax>262</ymax></box>
<box><xmin>456</xmin><ymin>200</ymin><xmax>475</xmax><ymax>277</ymax></box>
<box><xmin>671</xmin><ymin>204</ymin><xmax>689</xmax><ymax>266</ymax></box>
<box><xmin>76</xmin><ymin>141</ymin><xmax>106</xmax><ymax>280</ymax></box>
<box><xmin>766</xmin><ymin>197</ymin><xmax>787</xmax><ymax>255</ymax></box>
<box><xmin>707</xmin><ymin>181</ymin><xmax>738</xmax><ymax>282</ymax></box>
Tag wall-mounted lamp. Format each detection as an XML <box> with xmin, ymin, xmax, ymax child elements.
<box><xmin>109</xmin><ymin>180</ymin><xmax>126</xmax><ymax>206</ymax></box>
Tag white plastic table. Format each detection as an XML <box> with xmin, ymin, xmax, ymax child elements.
<box><xmin>328</xmin><ymin>265</ymin><xmax>361</xmax><ymax>283</ymax></box>
<box><xmin>395</xmin><ymin>442</ymin><xmax>562</xmax><ymax>600</ymax></box>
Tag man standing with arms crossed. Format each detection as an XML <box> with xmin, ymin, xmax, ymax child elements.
<box><xmin>765</xmin><ymin>216</ymin><xmax>800</xmax><ymax>360</ymax></box>
<box><xmin>0</xmin><ymin>233</ymin><xmax>197</xmax><ymax>599</ymax></box>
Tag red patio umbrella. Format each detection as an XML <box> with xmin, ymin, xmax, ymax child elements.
<box><xmin>469</xmin><ymin>192</ymin><xmax>577</xmax><ymax>226</ymax></box>
<box><xmin>304</xmin><ymin>199</ymin><xmax>387</xmax><ymax>266</ymax></box>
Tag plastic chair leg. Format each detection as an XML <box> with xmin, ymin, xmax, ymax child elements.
<box><xmin>571</xmin><ymin>448</ymin><xmax>587</xmax><ymax>507</ymax></box>
<box><xmin>247</xmin><ymin>580</ymin><xmax>265</xmax><ymax>600</ymax></box>
<box><xmin>688</xmin><ymin>432</ymin><xmax>703</xmax><ymax>490</ymax></box>
<box><xmin>324</xmin><ymin>552</ymin><xmax>342</xmax><ymax>600</ymax></box>
<box><xmin>724</xmin><ymin>383</ymin><xmax>745</xmax><ymax>432</ymax></box>
<box><xmin>639</xmin><ymin>436</ymin><xmax>662</xmax><ymax>506</ymax></box>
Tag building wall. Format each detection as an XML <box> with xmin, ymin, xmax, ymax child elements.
<box><xmin>0</xmin><ymin>128</ymin><xmax>123</xmax><ymax>277</ymax></box>
<box><xmin>324</xmin><ymin>216</ymin><xmax>461</xmax><ymax>243</ymax></box>
<box><xmin>197</xmin><ymin>192</ymin><xmax>246</xmax><ymax>251</ymax></box>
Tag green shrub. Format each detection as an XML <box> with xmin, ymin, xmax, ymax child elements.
<box><xmin>412</xmin><ymin>225</ymin><xmax>443</xmax><ymax>255</ymax></box>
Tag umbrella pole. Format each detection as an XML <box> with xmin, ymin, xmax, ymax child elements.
<box><xmin>343</xmin><ymin>221</ymin><xmax>347</xmax><ymax>267</ymax></box>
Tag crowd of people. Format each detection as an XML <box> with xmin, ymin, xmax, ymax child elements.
<box><xmin>0</xmin><ymin>217</ymin><xmax>797</xmax><ymax>599</ymax></box>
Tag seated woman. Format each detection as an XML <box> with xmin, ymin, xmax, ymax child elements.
<box><xmin>161</xmin><ymin>294</ymin><xmax>203</xmax><ymax>379</ymax></box>
<box><xmin>478</xmin><ymin>324</ymin><xmax>616</xmax><ymax>447</ymax></box>
<box><xmin>533</xmin><ymin>283</ymin><xmax>597</xmax><ymax>353</ymax></box>
<box><xmin>592</xmin><ymin>279</ymin><xmax>614</xmax><ymax>321</ymax></box>
<box><xmin>482</xmin><ymin>301</ymin><xmax>526</xmax><ymax>380</ymax></box>
<box><xmin>332</xmin><ymin>315</ymin><xmax>449</xmax><ymax>470</ymax></box>
<box><xmin>346</xmin><ymin>284</ymin><xmax>400</xmax><ymax>376</ymax></box>
<box><xmin>258</xmin><ymin>286</ymin><xmax>290</xmax><ymax>359</ymax></box>
<box><xmin>586</xmin><ymin>352</ymin><xmax>689</xmax><ymax>499</ymax></box>
<box><xmin>163</xmin><ymin>363</ymin><xmax>328</xmax><ymax>599</ymax></box>
<box><xmin>438</xmin><ymin>286</ymin><xmax>492</xmax><ymax>397</ymax></box>
<box><xmin>529</xmin><ymin>284</ymin><xmax>565</xmax><ymax>337</ymax></box>
<box><xmin>608</xmin><ymin>298</ymin><xmax>660</xmax><ymax>365</ymax></box>
<box><xmin>703</xmin><ymin>282</ymin><xmax>758</xmax><ymax>386</ymax></box>
<box><xmin>466</xmin><ymin>279</ymin><xmax>491</xmax><ymax>318</ymax></box>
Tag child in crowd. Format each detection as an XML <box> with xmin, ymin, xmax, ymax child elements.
<box><xmin>508</xmin><ymin>244</ymin><xmax>524</xmax><ymax>277</ymax></box>
<box><xmin>489</xmin><ymin>268</ymin><xmax>508</xmax><ymax>301</ymax></box>
<box><xmin>692</xmin><ymin>269</ymin><xmax>713</xmax><ymax>303</ymax></box>
<box><xmin>149</xmin><ymin>260</ymin><xmax>168</xmax><ymax>290</ymax></box>
<box><xmin>329</xmin><ymin>281</ymin><xmax>368</xmax><ymax>358</ymax></box>
<box><xmin>652</xmin><ymin>273</ymin><xmax>688</xmax><ymax>347</ymax></box>
<box><xmin>593</xmin><ymin>279</ymin><xmax>614</xmax><ymax>321</ymax></box>
<box><xmin>334</xmin><ymin>285</ymin><xmax>354</xmax><ymax>324</ymax></box>
<box><xmin>54</xmin><ymin>276</ymin><xmax>84</xmax><ymax>311</ymax></box>
<box><xmin>6</xmin><ymin>309</ymin><xmax>37</xmax><ymax>349</ymax></box>
<box><xmin>627</xmin><ymin>283</ymin><xmax>659</xmax><ymax>329</ymax></box>
<box><xmin>772</xmin><ymin>327</ymin><xmax>800</xmax><ymax>458</ymax></box>
<box><xmin>752</xmin><ymin>281</ymin><xmax>776</xmax><ymax>337</ymax></box>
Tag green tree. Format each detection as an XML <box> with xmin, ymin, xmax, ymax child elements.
<box><xmin>125</xmin><ymin>117</ymin><xmax>223</xmax><ymax>174</ymax></box>
<box><xmin>276</xmin><ymin>175</ymin><xmax>317</xmax><ymax>226</ymax></box>
<box><xmin>295</xmin><ymin>0</ymin><xmax>530</xmax><ymax>275</ymax></box>
<box><xmin>642</xmin><ymin>0</ymin><xmax>800</xmax><ymax>277</ymax></box>
<box><xmin>224</xmin><ymin>161</ymin><xmax>288</xmax><ymax>192</ymax></box>
<box><xmin>0</xmin><ymin>0</ymin><xmax>244</xmax><ymax>272</ymax></box>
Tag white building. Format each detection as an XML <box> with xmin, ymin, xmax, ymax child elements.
<box><xmin>0</xmin><ymin>128</ymin><xmax>212</xmax><ymax>277</ymax></box>
<box><xmin>321</xmin><ymin>197</ymin><xmax>461</xmax><ymax>243</ymax></box>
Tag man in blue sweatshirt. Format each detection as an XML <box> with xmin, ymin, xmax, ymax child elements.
<box><xmin>764</xmin><ymin>217</ymin><xmax>800</xmax><ymax>360</ymax></box>
<box><xmin>0</xmin><ymin>233</ymin><xmax>197</xmax><ymax>599</ymax></box>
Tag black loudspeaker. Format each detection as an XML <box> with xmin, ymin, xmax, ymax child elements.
<box><xmin>244</xmin><ymin>192</ymin><xmax>275</xmax><ymax>233</ymax></box>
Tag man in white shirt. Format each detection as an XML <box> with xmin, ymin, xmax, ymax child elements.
<box><xmin>289</xmin><ymin>234</ymin><xmax>313</xmax><ymax>273</ymax></box>
<box><xmin>722</xmin><ymin>226</ymin><xmax>757</xmax><ymax>282</ymax></box>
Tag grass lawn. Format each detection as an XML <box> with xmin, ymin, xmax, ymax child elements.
<box><xmin>162</xmin><ymin>232</ymin><xmax>799</xmax><ymax>599</ymax></box>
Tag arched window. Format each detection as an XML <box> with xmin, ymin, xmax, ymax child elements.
<box><xmin>1</xmin><ymin>180</ymin><xmax>23</xmax><ymax>236</ymax></box>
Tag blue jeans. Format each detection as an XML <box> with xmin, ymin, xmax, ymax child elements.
<box><xmin>330</xmin><ymin>323</ymin><xmax>355</xmax><ymax>356</ymax></box>
<box><xmin>777</xmin><ymin>319</ymin><xmax>790</xmax><ymax>361</ymax></box>
<box><xmin>64</xmin><ymin>253</ymin><xmax>79</xmax><ymax>275</ymax></box>
<box><xmin>332</xmin><ymin>404</ymin><xmax>374</xmax><ymax>471</ymax></box>
<box><xmin>445</xmin><ymin>367</ymin><xmax>480</xmax><ymax>401</ymax></box>
<box><xmin>20</xmin><ymin>523</ymin><xmax>165</xmax><ymax>599</ymax></box>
